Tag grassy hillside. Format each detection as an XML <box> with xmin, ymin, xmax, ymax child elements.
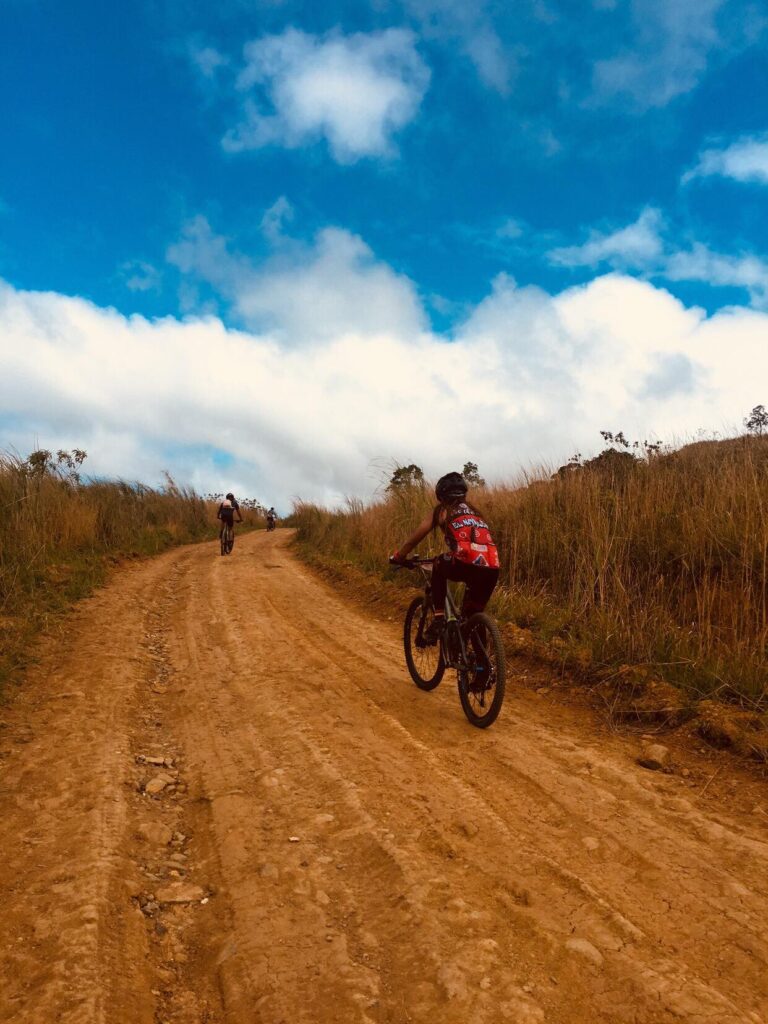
<box><xmin>0</xmin><ymin>449</ymin><xmax>239</xmax><ymax>691</ymax></box>
<box><xmin>293</xmin><ymin>435</ymin><xmax>768</xmax><ymax>706</ymax></box>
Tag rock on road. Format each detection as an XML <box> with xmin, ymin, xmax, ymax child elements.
<box><xmin>0</xmin><ymin>530</ymin><xmax>766</xmax><ymax>1023</ymax></box>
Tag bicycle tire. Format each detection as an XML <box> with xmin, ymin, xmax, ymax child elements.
<box><xmin>226</xmin><ymin>527</ymin><xmax>234</xmax><ymax>554</ymax></box>
<box><xmin>457</xmin><ymin>612</ymin><xmax>506</xmax><ymax>728</ymax></box>
<box><xmin>220</xmin><ymin>530</ymin><xmax>227</xmax><ymax>556</ymax></box>
<box><xmin>404</xmin><ymin>596</ymin><xmax>445</xmax><ymax>691</ymax></box>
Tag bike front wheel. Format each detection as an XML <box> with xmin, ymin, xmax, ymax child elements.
<box><xmin>457</xmin><ymin>613</ymin><xmax>506</xmax><ymax>728</ymax></box>
<box><xmin>404</xmin><ymin>597</ymin><xmax>445</xmax><ymax>691</ymax></box>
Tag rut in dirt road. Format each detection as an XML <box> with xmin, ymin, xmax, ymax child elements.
<box><xmin>0</xmin><ymin>529</ymin><xmax>767</xmax><ymax>1024</ymax></box>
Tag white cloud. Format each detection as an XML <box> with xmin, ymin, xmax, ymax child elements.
<box><xmin>592</xmin><ymin>0</ymin><xmax>725</xmax><ymax>109</ymax></box>
<box><xmin>549</xmin><ymin>209</ymin><xmax>768</xmax><ymax>309</ymax></box>
<box><xmin>549</xmin><ymin>208</ymin><xmax>665</xmax><ymax>269</ymax></box>
<box><xmin>167</xmin><ymin>216</ymin><xmax>427</xmax><ymax>342</ymax></box>
<box><xmin>665</xmin><ymin>244</ymin><xmax>768</xmax><ymax>308</ymax></box>
<box><xmin>260</xmin><ymin>195</ymin><xmax>294</xmax><ymax>241</ymax></box>
<box><xmin>2</xmin><ymin>257</ymin><xmax>768</xmax><ymax>507</ymax></box>
<box><xmin>120</xmin><ymin>259</ymin><xmax>162</xmax><ymax>294</ymax></box>
<box><xmin>190</xmin><ymin>44</ymin><xmax>229</xmax><ymax>79</ymax></box>
<box><xmin>222</xmin><ymin>28</ymin><xmax>430</xmax><ymax>162</ymax></box>
<box><xmin>683</xmin><ymin>133</ymin><xmax>768</xmax><ymax>185</ymax></box>
<box><xmin>403</xmin><ymin>0</ymin><xmax>512</xmax><ymax>94</ymax></box>
<box><xmin>496</xmin><ymin>218</ymin><xmax>523</xmax><ymax>240</ymax></box>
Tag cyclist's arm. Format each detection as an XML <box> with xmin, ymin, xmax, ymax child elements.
<box><xmin>395</xmin><ymin>511</ymin><xmax>435</xmax><ymax>559</ymax></box>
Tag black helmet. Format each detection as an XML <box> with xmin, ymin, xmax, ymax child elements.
<box><xmin>226</xmin><ymin>492</ymin><xmax>234</xmax><ymax>501</ymax></box>
<box><xmin>435</xmin><ymin>472</ymin><xmax>468</xmax><ymax>503</ymax></box>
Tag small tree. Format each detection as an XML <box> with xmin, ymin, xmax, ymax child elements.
<box><xmin>26</xmin><ymin>448</ymin><xmax>88</xmax><ymax>482</ymax></box>
<box><xmin>56</xmin><ymin>448</ymin><xmax>88</xmax><ymax>483</ymax></box>
<box><xmin>26</xmin><ymin>449</ymin><xmax>53</xmax><ymax>476</ymax></box>
<box><xmin>745</xmin><ymin>404</ymin><xmax>768</xmax><ymax>436</ymax></box>
<box><xmin>599</xmin><ymin>430</ymin><xmax>630</xmax><ymax>449</ymax></box>
<box><xmin>387</xmin><ymin>463</ymin><xmax>424</xmax><ymax>493</ymax></box>
<box><xmin>462</xmin><ymin>461</ymin><xmax>485</xmax><ymax>487</ymax></box>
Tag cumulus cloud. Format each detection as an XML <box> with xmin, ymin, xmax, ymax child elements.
<box><xmin>638</xmin><ymin>352</ymin><xmax>698</xmax><ymax>400</ymax></box>
<box><xmin>221</xmin><ymin>28</ymin><xmax>430</xmax><ymax>162</ymax></box>
<box><xmin>683</xmin><ymin>133</ymin><xmax>768</xmax><ymax>185</ymax></box>
<box><xmin>2</xmin><ymin>257</ymin><xmax>768</xmax><ymax>507</ymax></box>
<box><xmin>167</xmin><ymin>216</ymin><xmax>427</xmax><ymax>342</ymax></box>
<box><xmin>549</xmin><ymin>208</ymin><xmax>768</xmax><ymax>308</ymax></box>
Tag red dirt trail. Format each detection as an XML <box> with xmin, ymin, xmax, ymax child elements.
<box><xmin>0</xmin><ymin>530</ymin><xmax>766</xmax><ymax>1023</ymax></box>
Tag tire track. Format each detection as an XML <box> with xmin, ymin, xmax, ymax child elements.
<box><xmin>1</xmin><ymin>531</ymin><xmax>767</xmax><ymax>1024</ymax></box>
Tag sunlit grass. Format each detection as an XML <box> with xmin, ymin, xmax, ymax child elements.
<box><xmin>0</xmin><ymin>450</ymin><xmax>254</xmax><ymax>692</ymax></box>
<box><xmin>292</xmin><ymin>435</ymin><xmax>768</xmax><ymax>704</ymax></box>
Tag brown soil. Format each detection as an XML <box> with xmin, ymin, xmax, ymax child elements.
<box><xmin>1</xmin><ymin>530</ymin><xmax>767</xmax><ymax>1024</ymax></box>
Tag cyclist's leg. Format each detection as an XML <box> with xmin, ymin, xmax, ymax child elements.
<box><xmin>457</xmin><ymin>565</ymin><xmax>500</xmax><ymax>680</ymax></box>
<box><xmin>422</xmin><ymin>557</ymin><xmax>450</xmax><ymax>643</ymax></box>
<box><xmin>460</xmin><ymin>566</ymin><xmax>500</xmax><ymax>617</ymax></box>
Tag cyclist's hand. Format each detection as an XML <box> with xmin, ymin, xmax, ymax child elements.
<box><xmin>389</xmin><ymin>551</ymin><xmax>414</xmax><ymax>567</ymax></box>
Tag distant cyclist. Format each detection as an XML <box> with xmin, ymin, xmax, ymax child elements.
<box><xmin>391</xmin><ymin>472</ymin><xmax>500</xmax><ymax>643</ymax></box>
<box><xmin>266</xmin><ymin>507</ymin><xmax>277</xmax><ymax>531</ymax></box>
<box><xmin>217</xmin><ymin>492</ymin><xmax>243</xmax><ymax>539</ymax></box>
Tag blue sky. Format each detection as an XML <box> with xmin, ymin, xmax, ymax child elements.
<box><xmin>1</xmin><ymin>0</ymin><xmax>768</xmax><ymax>505</ymax></box>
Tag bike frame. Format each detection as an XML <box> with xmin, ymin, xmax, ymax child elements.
<box><xmin>221</xmin><ymin>522</ymin><xmax>234</xmax><ymax>553</ymax></box>
<box><xmin>411</xmin><ymin>559</ymin><xmax>470</xmax><ymax>670</ymax></box>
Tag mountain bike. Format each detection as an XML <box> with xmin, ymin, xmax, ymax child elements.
<box><xmin>391</xmin><ymin>557</ymin><xmax>506</xmax><ymax>728</ymax></box>
<box><xmin>220</xmin><ymin>522</ymin><xmax>234</xmax><ymax>556</ymax></box>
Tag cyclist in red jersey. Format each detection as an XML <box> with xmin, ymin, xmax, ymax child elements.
<box><xmin>391</xmin><ymin>472</ymin><xmax>500</xmax><ymax>643</ymax></box>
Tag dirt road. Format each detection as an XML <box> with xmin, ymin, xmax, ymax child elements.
<box><xmin>1</xmin><ymin>530</ymin><xmax>767</xmax><ymax>1024</ymax></box>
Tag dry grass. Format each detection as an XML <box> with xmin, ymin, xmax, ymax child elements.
<box><xmin>293</xmin><ymin>436</ymin><xmax>768</xmax><ymax>704</ymax></box>
<box><xmin>0</xmin><ymin>451</ymin><xmax>249</xmax><ymax>691</ymax></box>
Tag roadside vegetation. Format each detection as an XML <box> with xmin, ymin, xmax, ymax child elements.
<box><xmin>0</xmin><ymin>448</ymin><xmax>250</xmax><ymax>693</ymax></box>
<box><xmin>294</xmin><ymin>409</ymin><xmax>768</xmax><ymax>711</ymax></box>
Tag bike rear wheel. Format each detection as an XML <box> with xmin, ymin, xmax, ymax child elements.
<box><xmin>226</xmin><ymin>526</ymin><xmax>234</xmax><ymax>554</ymax></box>
<box><xmin>404</xmin><ymin>596</ymin><xmax>445</xmax><ymax>691</ymax></box>
<box><xmin>457</xmin><ymin>612</ymin><xmax>506</xmax><ymax>728</ymax></box>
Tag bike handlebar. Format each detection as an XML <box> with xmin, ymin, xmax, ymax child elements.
<box><xmin>389</xmin><ymin>556</ymin><xmax>434</xmax><ymax>569</ymax></box>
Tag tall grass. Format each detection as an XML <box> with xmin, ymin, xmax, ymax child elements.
<box><xmin>0</xmin><ymin>451</ymin><xmax>226</xmax><ymax>690</ymax></box>
<box><xmin>293</xmin><ymin>436</ymin><xmax>768</xmax><ymax>704</ymax></box>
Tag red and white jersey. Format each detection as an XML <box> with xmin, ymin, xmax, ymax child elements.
<box><xmin>437</xmin><ymin>502</ymin><xmax>500</xmax><ymax>569</ymax></box>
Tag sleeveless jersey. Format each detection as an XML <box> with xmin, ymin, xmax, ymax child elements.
<box><xmin>219</xmin><ymin>499</ymin><xmax>239</xmax><ymax>522</ymax></box>
<box><xmin>438</xmin><ymin>502</ymin><xmax>500</xmax><ymax>569</ymax></box>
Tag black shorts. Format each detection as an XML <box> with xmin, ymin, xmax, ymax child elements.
<box><xmin>431</xmin><ymin>557</ymin><xmax>499</xmax><ymax>615</ymax></box>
